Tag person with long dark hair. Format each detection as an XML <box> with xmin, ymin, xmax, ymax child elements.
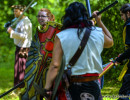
<box><xmin>37</xmin><ymin>2</ymin><xmax>113</xmax><ymax>100</ymax></box>
<box><xmin>115</xmin><ymin>3</ymin><xmax>130</xmax><ymax>100</ymax></box>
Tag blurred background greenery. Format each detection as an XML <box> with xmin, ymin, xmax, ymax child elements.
<box><xmin>0</xmin><ymin>0</ymin><xmax>129</xmax><ymax>99</ymax></box>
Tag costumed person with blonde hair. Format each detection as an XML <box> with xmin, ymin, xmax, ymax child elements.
<box><xmin>7</xmin><ymin>5</ymin><xmax>32</xmax><ymax>93</ymax></box>
<box><xmin>19</xmin><ymin>8</ymin><xmax>61</xmax><ymax>100</ymax></box>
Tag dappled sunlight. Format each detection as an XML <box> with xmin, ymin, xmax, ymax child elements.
<box><xmin>101</xmin><ymin>86</ymin><xmax>120</xmax><ymax>95</ymax></box>
<box><xmin>0</xmin><ymin>0</ymin><xmax>129</xmax><ymax>100</ymax></box>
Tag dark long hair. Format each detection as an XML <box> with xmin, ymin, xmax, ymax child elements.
<box><xmin>61</xmin><ymin>2</ymin><xmax>93</xmax><ymax>38</ymax></box>
<box><xmin>120</xmin><ymin>3</ymin><xmax>130</xmax><ymax>14</ymax></box>
<box><xmin>120</xmin><ymin>3</ymin><xmax>130</xmax><ymax>21</ymax></box>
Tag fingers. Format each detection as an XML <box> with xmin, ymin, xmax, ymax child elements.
<box><xmin>7</xmin><ymin>27</ymin><xmax>13</xmax><ymax>34</ymax></box>
<box><xmin>43</xmin><ymin>97</ymin><xmax>51</xmax><ymax>100</ymax></box>
<box><xmin>115</xmin><ymin>62</ymin><xmax>118</xmax><ymax>66</ymax></box>
<box><xmin>92</xmin><ymin>11</ymin><xmax>101</xmax><ymax>23</ymax></box>
<box><xmin>92</xmin><ymin>11</ymin><xmax>99</xmax><ymax>17</ymax></box>
<box><xmin>114</xmin><ymin>57</ymin><xmax>119</xmax><ymax>66</ymax></box>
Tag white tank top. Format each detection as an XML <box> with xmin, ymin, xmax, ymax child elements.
<box><xmin>57</xmin><ymin>27</ymin><xmax>104</xmax><ymax>75</ymax></box>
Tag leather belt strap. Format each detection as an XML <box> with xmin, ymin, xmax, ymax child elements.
<box><xmin>70</xmin><ymin>76</ymin><xmax>98</xmax><ymax>83</ymax></box>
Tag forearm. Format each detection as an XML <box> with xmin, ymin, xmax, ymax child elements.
<box><xmin>44</xmin><ymin>64</ymin><xmax>59</xmax><ymax>90</ymax></box>
<box><xmin>97</xmin><ymin>20</ymin><xmax>113</xmax><ymax>48</ymax></box>
<box><xmin>97</xmin><ymin>21</ymin><xmax>113</xmax><ymax>39</ymax></box>
<box><xmin>116</xmin><ymin>48</ymin><xmax>130</xmax><ymax>63</ymax></box>
<box><xmin>10</xmin><ymin>30</ymin><xmax>27</xmax><ymax>40</ymax></box>
<box><xmin>44</xmin><ymin>36</ymin><xmax>63</xmax><ymax>90</ymax></box>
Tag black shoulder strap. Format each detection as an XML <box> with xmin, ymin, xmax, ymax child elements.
<box><xmin>69</xmin><ymin>28</ymin><xmax>91</xmax><ymax>66</ymax></box>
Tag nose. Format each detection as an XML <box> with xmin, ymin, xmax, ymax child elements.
<box><xmin>14</xmin><ymin>11</ymin><xmax>16</xmax><ymax>14</ymax></box>
<box><xmin>37</xmin><ymin>16</ymin><xmax>43</xmax><ymax>19</ymax></box>
<box><xmin>39</xmin><ymin>16</ymin><xmax>42</xmax><ymax>18</ymax></box>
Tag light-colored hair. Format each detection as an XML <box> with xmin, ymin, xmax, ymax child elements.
<box><xmin>11</xmin><ymin>5</ymin><xmax>26</xmax><ymax>11</ymax></box>
<box><xmin>39</xmin><ymin>8</ymin><xmax>55</xmax><ymax>21</ymax></box>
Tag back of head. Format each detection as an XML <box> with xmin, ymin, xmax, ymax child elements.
<box><xmin>39</xmin><ymin>8</ymin><xmax>55</xmax><ymax>21</ymax></box>
<box><xmin>11</xmin><ymin>5</ymin><xmax>26</xmax><ymax>11</ymax></box>
<box><xmin>61</xmin><ymin>2</ymin><xmax>92</xmax><ymax>29</ymax></box>
<box><xmin>120</xmin><ymin>3</ymin><xmax>130</xmax><ymax>14</ymax></box>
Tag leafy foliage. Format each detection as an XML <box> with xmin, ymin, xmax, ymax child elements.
<box><xmin>0</xmin><ymin>0</ymin><xmax>129</xmax><ymax>87</ymax></box>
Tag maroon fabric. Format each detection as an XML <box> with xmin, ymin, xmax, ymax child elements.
<box><xmin>14</xmin><ymin>46</ymin><xmax>27</xmax><ymax>88</ymax></box>
<box><xmin>67</xmin><ymin>22</ymin><xmax>86</xmax><ymax>29</ymax></box>
<box><xmin>57</xmin><ymin>82</ymin><xmax>67</xmax><ymax>100</ymax></box>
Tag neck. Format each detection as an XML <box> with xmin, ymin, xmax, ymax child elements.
<box><xmin>17</xmin><ymin>15</ymin><xmax>25</xmax><ymax>20</ymax></box>
<box><xmin>124</xmin><ymin>18</ymin><xmax>130</xmax><ymax>27</ymax></box>
<box><xmin>42</xmin><ymin>24</ymin><xmax>47</xmax><ymax>30</ymax></box>
<box><xmin>21</xmin><ymin>15</ymin><xmax>25</xmax><ymax>19</ymax></box>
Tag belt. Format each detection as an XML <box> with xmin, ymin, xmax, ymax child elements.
<box><xmin>70</xmin><ymin>76</ymin><xmax>98</xmax><ymax>83</ymax></box>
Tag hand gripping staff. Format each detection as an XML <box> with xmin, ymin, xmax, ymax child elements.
<box><xmin>89</xmin><ymin>0</ymin><xmax>118</xmax><ymax>20</ymax></box>
<box><xmin>85</xmin><ymin>0</ymin><xmax>118</xmax><ymax>78</ymax></box>
<box><xmin>98</xmin><ymin>60</ymin><xmax>116</xmax><ymax>79</ymax></box>
<box><xmin>10</xmin><ymin>0</ymin><xmax>35</xmax><ymax>28</ymax></box>
<box><xmin>0</xmin><ymin>0</ymin><xmax>35</xmax><ymax>98</ymax></box>
<box><xmin>33</xmin><ymin>1</ymin><xmax>119</xmax><ymax>99</ymax></box>
<box><xmin>4</xmin><ymin>2</ymin><xmax>37</xmax><ymax>29</ymax></box>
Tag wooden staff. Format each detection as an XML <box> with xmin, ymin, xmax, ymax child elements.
<box><xmin>89</xmin><ymin>0</ymin><xmax>118</xmax><ymax>19</ymax></box>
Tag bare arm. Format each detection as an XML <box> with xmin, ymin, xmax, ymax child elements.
<box><xmin>44</xmin><ymin>36</ymin><xmax>63</xmax><ymax>90</ymax></box>
<box><xmin>93</xmin><ymin>11</ymin><xmax>114</xmax><ymax>48</ymax></box>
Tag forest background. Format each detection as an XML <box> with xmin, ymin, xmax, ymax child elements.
<box><xmin>0</xmin><ymin>0</ymin><xmax>129</xmax><ymax>100</ymax></box>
